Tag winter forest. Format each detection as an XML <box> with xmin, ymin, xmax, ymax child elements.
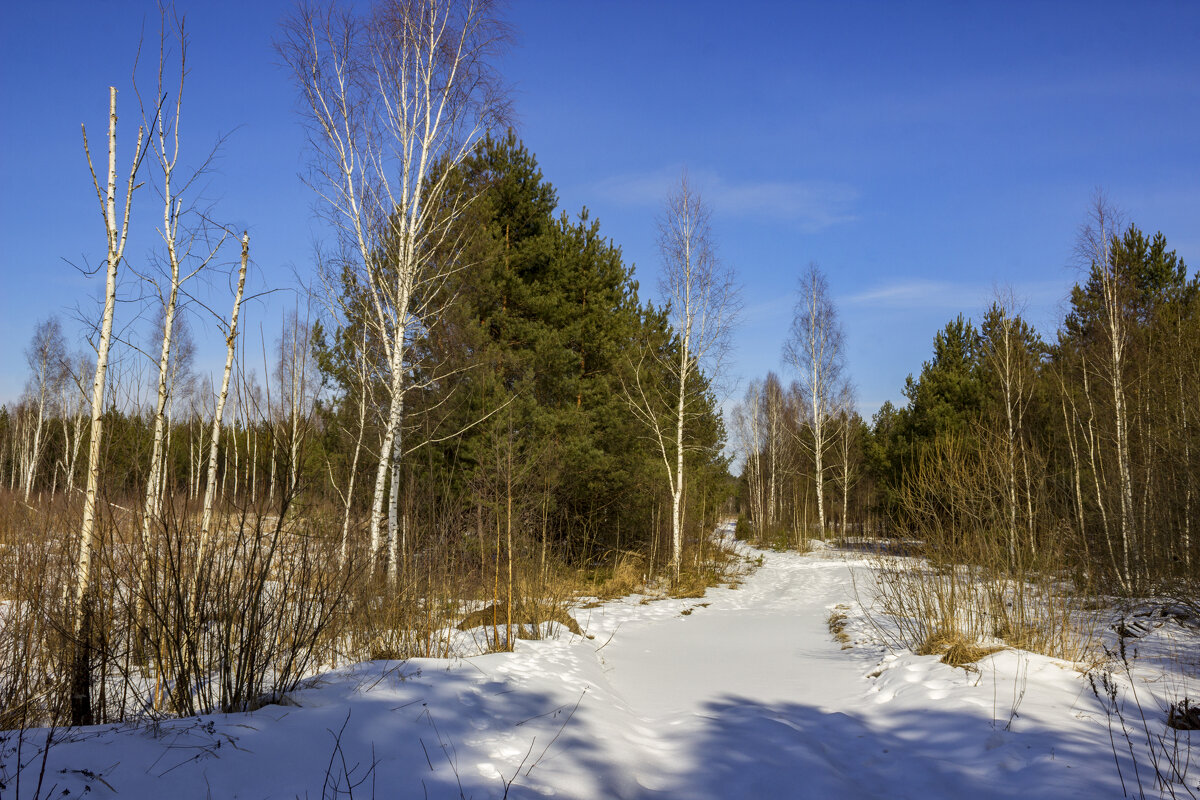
<box><xmin>1</xmin><ymin>2</ymin><xmax>1198</xmax><ymax>798</ymax></box>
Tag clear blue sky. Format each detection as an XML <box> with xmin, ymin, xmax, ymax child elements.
<box><xmin>2</xmin><ymin>1</ymin><xmax>1198</xmax><ymax>418</ymax></box>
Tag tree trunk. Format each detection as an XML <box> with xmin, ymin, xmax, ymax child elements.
<box><xmin>671</xmin><ymin>313</ymin><xmax>689</xmax><ymax>578</ymax></box>
<box><xmin>73</xmin><ymin>86</ymin><xmax>142</xmax><ymax>726</ymax></box>
<box><xmin>195</xmin><ymin>234</ymin><xmax>249</xmax><ymax>583</ymax></box>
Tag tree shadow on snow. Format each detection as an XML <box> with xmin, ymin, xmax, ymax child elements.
<box><xmin>656</xmin><ymin>694</ymin><xmax>1131</xmax><ymax>800</ymax></box>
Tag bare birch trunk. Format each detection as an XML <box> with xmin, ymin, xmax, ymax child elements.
<box><xmin>766</xmin><ymin>380</ymin><xmax>780</xmax><ymax>527</ymax></box>
<box><xmin>22</xmin><ymin>395</ymin><xmax>45</xmax><ymax>501</ymax></box>
<box><xmin>369</xmin><ymin>339</ymin><xmax>406</xmax><ymax>574</ymax></box>
<box><xmin>338</xmin><ymin>382</ymin><xmax>368</xmax><ymax>568</ymax></box>
<box><xmin>196</xmin><ymin>234</ymin><xmax>249</xmax><ymax>571</ymax></box>
<box><xmin>72</xmin><ymin>86</ymin><xmax>143</xmax><ymax>726</ymax></box>
<box><xmin>250</xmin><ymin>427</ymin><xmax>258</xmax><ymax>504</ymax></box>
<box><xmin>785</xmin><ymin>264</ymin><xmax>844</xmax><ymax>538</ymax></box>
<box><xmin>671</xmin><ymin>313</ymin><xmax>690</xmax><ymax>577</ymax></box>
<box><xmin>387</xmin><ymin>383</ymin><xmax>406</xmax><ymax>583</ymax></box>
<box><xmin>812</xmin><ymin>361</ymin><xmax>826</xmax><ymax>532</ymax></box>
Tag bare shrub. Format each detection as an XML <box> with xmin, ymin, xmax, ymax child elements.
<box><xmin>867</xmin><ymin>435</ymin><xmax>1096</xmax><ymax>665</ymax></box>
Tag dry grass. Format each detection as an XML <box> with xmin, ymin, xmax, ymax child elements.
<box><xmin>669</xmin><ymin>538</ymin><xmax>743</xmax><ymax>599</ymax></box>
<box><xmin>668</xmin><ymin>571</ymin><xmax>711</xmax><ymax>599</ymax></box>
<box><xmin>456</xmin><ymin>601</ymin><xmax>587</xmax><ymax>639</ymax></box>
<box><xmin>827</xmin><ymin>606</ymin><xmax>852</xmax><ymax>649</ymax></box>
<box><xmin>916</xmin><ymin>629</ymin><xmax>1003</xmax><ymax>667</ymax></box>
<box><xmin>0</xmin><ymin>483</ymin><xmax>740</xmax><ymax>728</ymax></box>
<box><xmin>585</xmin><ymin>551</ymin><xmax>645</xmax><ymax>599</ymax></box>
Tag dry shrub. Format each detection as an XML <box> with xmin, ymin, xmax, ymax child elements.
<box><xmin>1</xmin><ymin>474</ymin><xmax>739</xmax><ymax>729</ymax></box>
<box><xmin>867</xmin><ymin>436</ymin><xmax>1097</xmax><ymax>667</ymax></box>
<box><xmin>344</xmin><ymin>523</ymin><xmax>474</xmax><ymax>661</ymax></box>
<box><xmin>0</xmin><ymin>483</ymin><xmax>356</xmax><ymax>727</ymax></box>
<box><xmin>0</xmin><ymin>491</ymin><xmax>79</xmax><ymax>729</ymax></box>
<box><xmin>668</xmin><ymin>536</ymin><xmax>742</xmax><ymax>599</ymax></box>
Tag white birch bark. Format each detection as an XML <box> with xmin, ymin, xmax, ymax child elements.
<box><xmin>282</xmin><ymin>0</ymin><xmax>508</xmax><ymax>581</ymax></box>
<box><xmin>21</xmin><ymin>318</ymin><xmax>67</xmax><ymax>500</ymax></box>
<box><xmin>75</xmin><ymin>87</ymin><xmax>143</xmax><ymax>615</ymax></box>
<box><xmin>196</xmin><ymin>234</ymin><xmax>249</xmax><ymax>562</ymax></box>
<box><xmin>766</xmin><ymin>376</ymin><xmax>782</xmax><ymax>527</ymax></box>
<box><xmin>71</xmin><ymin>87</ymin><xmax>144</xmax><ymax>725</ymax></box>
<box><xmin>622</xmin><ymin>173</ymin><xmax>738</xmax><ymax>577</ymax></box>
<box><xmin>1078</xmin><ymin>196</ymin><xmax>1135</xmax><ymax>589</ymax></box>
<box><xmin>784</xmin><ymin>263</ymin><xmax>845</xmax><ymax>536</ymax></box>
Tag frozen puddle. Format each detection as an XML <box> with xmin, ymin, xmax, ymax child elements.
<box><xmin>2</xmin><ymin>545</ymin><xmax>1189</xmax><ymax>799</ymax></box>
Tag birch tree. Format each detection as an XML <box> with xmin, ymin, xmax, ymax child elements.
<box><xmin>134</xmin><ymin>9</ymin><xmax>227</xmax><ymax>564</ymax></box>
<box><xmin>58</xmin><ymin>351</ymin><xmax>92</xmax><ymax>495</ymax></box>
<box><xmin>732</xmin><ymin>380</ymin><xmax>766</xmax><ymax>531</ymax></box>
<box><xmin>280</xmin><ymin>0</ymin><xmax>508</xmax><ymax>578</ymax></box>
<box><xmin>1074</xmin><ymin>194</ymin><xmax>1135</xmax><ymax>588</ymax></box>
<box><xmin>764</xmin><ymin>371</ymin><xmax>785</xmax><ymax>527</ymax></box>
<box><xmin>274</xmin><ymin>306</ymin><xmax>319</xmax><ymax>499</ymax></box>
<box><xmin>783</xmin><ymin>262</ymin><xmax>845</xmax><ymax>534</ymax></box>
<box><xmin>981</xmin><ymin>294</ymin><xmax>1041</xmax><ymax>566</ymax></box>
<box><xmin>831</xmin><ymin>383</ymin><xmax>859</xmax><ymax>536</ymax></box>
<box><xmin>624</xmin><ymin>173</ymin><xmax>738</xmax><ymax>576</ymax></box>
<box><xmin>21</xmin><ymin>317</ymin><xmax>67</xmax><ymax>500</ymax></box>
<box><xmin>197</xmin><ymin>234</ymin><xmax>249</xmax><ymax>561</ymax></box>
<box><xmin>72</xmin><ymin>86</ymin><xmax>147</xmax><ymax>726</ymax></box>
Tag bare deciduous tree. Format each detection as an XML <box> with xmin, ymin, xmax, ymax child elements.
<box><xmin>1075</xmin><ymin>193</ymin><xmax>1134</xmax><ymax>589</ymax></box>
<box><xmin>274</xmin><ymin>305</ymin><xmax>320</xmax><ymax>500</ymax></box>
<box><xmin>981</xmin><ymin>291</ymin><xmax>1041</xmax><ymax>566</ymax></box>
<box><xmin>134</xmin><ymin>8</ymin><xmax>228</xmax><ymax>582</ymax></box>
<box><xmin>731</xmin><ymin>379</ymin><xmax>766</xmax><ymax>532</ymax></box>
<box><xmin>764</xmin><ymin>372</ymin><xmax>785</xmax><ymax>528</ymax></box>
<box><xmin>783</xmin><ymin>262</ymin><xmax>845</xmax><ymax>534</ymax></box>
<box><xmin>58</xmin><ymin>350</ymin><xmax>93</xmax><ymax>495</ymax></box>
<box><xmin>280</xmin><ymin>0</ymin><xmax>509</xmax><ymax>578</ymax></box>
<box><xmin>831</xmin><ymin>383</ymin><xmax>858</xmax><ymax>536</ymax></box>
<box><xmin>624</xmin><ymin>172</ymin><xmax>739</xmax><ymax>576</ymax></box>
<box><xmin>21</xmin><ymin>317</ymin><xmax>67</xmax><ymax>500</ymax></box>
<box><xmin>197</xmin><ymin>234</ymin><xmax>250</xmax><ymax>562</ymax></box>
<box><xmin>73</xmin><ymin>85</ymin><xmax>147</xmax><ymax>726</ymax></box>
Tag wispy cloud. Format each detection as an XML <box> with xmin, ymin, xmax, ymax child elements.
<box><xmin>592</xmin><ymin>168</ymin><xmax>859</xmax><ymax>233</ymax></box>
<box><xmin>845</xmin><ymin>279</ymin><xmax>1066</xmax><ymax>313</ymax></box>
<box><xmin>846</xmin><ymin>279</ymin><xmax>967</xmax><ymax>308</ymax></box>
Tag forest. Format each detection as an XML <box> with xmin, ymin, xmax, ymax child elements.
<box><xmin>0</xmin><ymin>3</ymin><xmax>1197</xmax><ymax>796</ymax></box>
<box><xmin>0</xmin><ymin>2</ymin><xmax>737</xmax><ymax>730</ymax></box>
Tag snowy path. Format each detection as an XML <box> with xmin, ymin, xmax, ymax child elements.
<box><xmin>578</xmin><ymin>550</ymin><xmax>1113</xmax><ymax>800</ymax></box>
<box><xmin>3</xmin><ymin>538</ymin><xmax>1184</xmax><ymax>799</ymax></box>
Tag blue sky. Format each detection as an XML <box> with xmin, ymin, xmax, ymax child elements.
<box><xmin>2</xmin><ymin>1</ymin><xmax>1198</xmax><ymax>418</ymax></box>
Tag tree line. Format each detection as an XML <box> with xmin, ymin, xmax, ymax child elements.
<box><xmin>735</xmin><ymin>197</ymin><xmax>1197</xmax><ymax>598</ymax></box>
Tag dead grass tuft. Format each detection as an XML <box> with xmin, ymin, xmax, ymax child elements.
<box><xmin>668</xmin><ymin>571</ymin><xmax>710</xmax><ymax>599</ymax></box>
<box><xmin>1167</xmin><ymin>698</ymin><xmax>1200</xmax><ymax>731</ymax></box>
<box><xmin>456</xmin><ymin>601</ymin><xmax>588</xmax><ymax>639</ymax></box>
<box><xmin>827</xmin><ymin>606</ymin><xmax>852</xmax><ymax>649</ymax></box>
<box><xmin>587</xmin><ymin>551</ymin><xmax>645</xmax><ymax>599</ymax></box>
<box><xmin>917</xmin><ymin>629</ymin><xmax>1003</xmax><ymax>667</ymax></box>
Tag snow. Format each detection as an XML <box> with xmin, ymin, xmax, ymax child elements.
<box><xmin>3</xmin><ymin>527</ymin><xmax>1197</xmax><ymax>799</ymax></box>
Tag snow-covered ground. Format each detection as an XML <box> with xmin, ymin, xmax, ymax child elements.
<box><xmin>3</xmin><ymin>529</ymin><xmax>1197</xmax><ymax>799</ymax></box>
